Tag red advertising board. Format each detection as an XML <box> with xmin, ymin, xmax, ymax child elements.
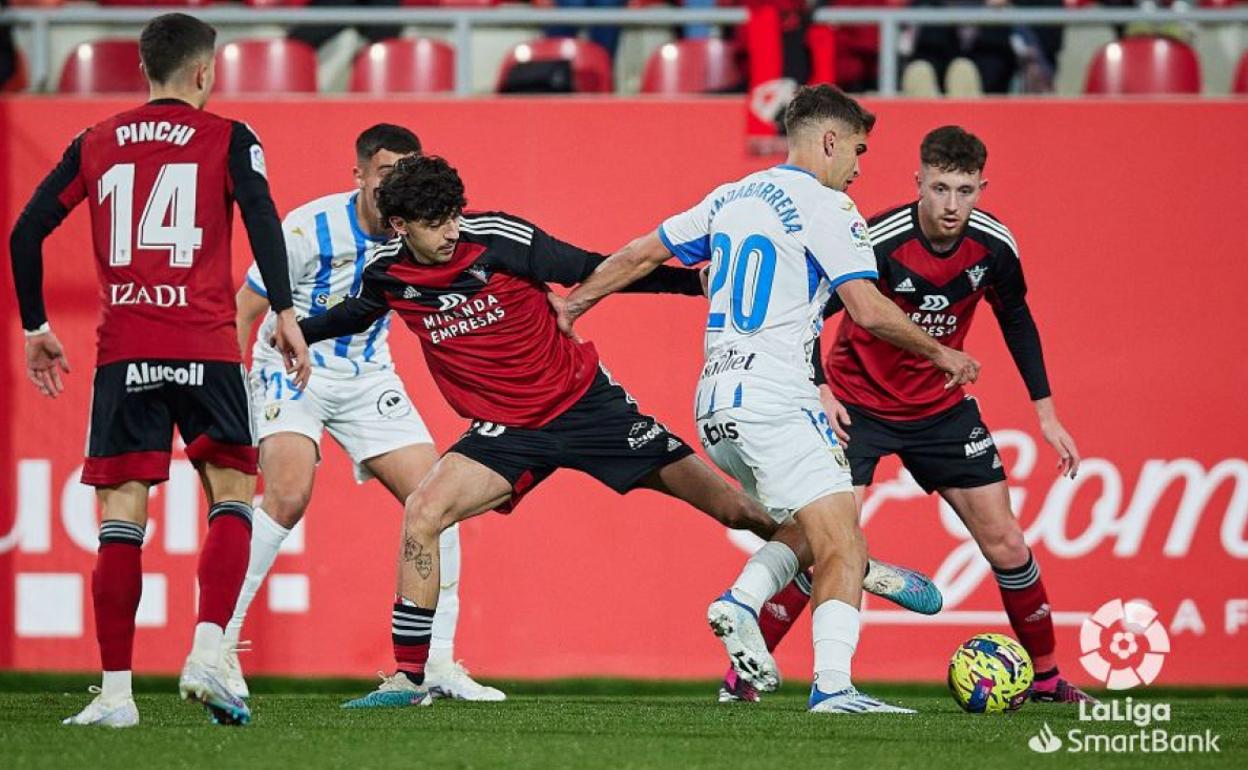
<box><xmin>2</xmin><ymin>97</ymin><xmax>1246</xmax><ymax>685</ymax></box>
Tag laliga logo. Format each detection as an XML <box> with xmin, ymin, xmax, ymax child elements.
<box><xmin>1079</xmin><ymin>599</ymin><xmax>1170</xmax><ymax>690</ymax></box>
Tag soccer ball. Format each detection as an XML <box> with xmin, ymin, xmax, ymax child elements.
<box><xmin>947</xmin><ymin>633</ymin><xmax>1034</xmax><ymax>713</ymax></box>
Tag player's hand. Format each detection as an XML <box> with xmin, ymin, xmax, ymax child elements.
<box><xmin>818</xmin><ymin>384</ymin><xmax>851</xmax><ymax>445</ymax></box>
<box><xmin>272</xmin><ymin>309</ymin><xmax>311</xmax><ymax>390</ymax></box>
<box><xmin>550</xmin><ymin>291</ymin><xmax>584</xmax><ymax>343</ymax></box>
<box><xmin>932</xmin><ymin>346</ymin><xmax>981</xmax><ymax>388</ymax></box>
<box><xmin>1040</xmin><ymin>417</ymin><xmax>1081</xmax><ymax>479</ymax></box>
<box><xmin>25</xmin><ymin>331</ymin><xmax>71</xmax><ymax>398</ymax></box>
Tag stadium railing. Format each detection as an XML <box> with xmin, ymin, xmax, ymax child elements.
<box><xmin>2</xmin><ymin>6</ymin><xmax>1246</xmax><ymax>96</ymax></box>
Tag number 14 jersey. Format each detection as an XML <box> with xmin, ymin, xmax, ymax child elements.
<box><xmin>33</xmin><ymin>99</ymin><xmax>275</xmax><ymax>366</ymax></box>
<box><xmin>659</xmin><ymin>165</ymin><xmax>878</xmax><ymax>416</ymax></box>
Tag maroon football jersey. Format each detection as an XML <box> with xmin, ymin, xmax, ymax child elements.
<box><xmin>826</xmin><ymin>202</ymin><xmax>1048</xmax><ymax>420</ymax></box>
<box><xmin>49</xmin><ymin>101</ymin><xmax>265</xmax><ymax>365</ymax></box>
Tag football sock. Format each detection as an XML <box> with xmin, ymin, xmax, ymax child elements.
<box><xmin>759</xmin><ymin>570</ymin><xmax>813</xmax><ymax>651</ymax></box>
<box><xmin>730</xmin><ymin>541</ymin><xmax>799</xmax><ymax>615</ymax></box>
<box><xmin>393</xmin><ymin>598</ymin><xmax>435</xmax><ymax>685</ymax></box>
<box><xmin>94</xmin><ymin>520</ymin><xmax>145</xmax><ymax>675</ymax></box>
<box><xmin>196</xmin><ymin>502</ymin><xmax>253</xmax><ymax>636</ymax></box>
<box><xmin>1033</xmin><ymin>667</ymin><xmax>1061</xmax><ymax>693</ymax></box>
<box><xmin>430</xmin><ymin>523</ymin><xmax>461</xmax><ymax>662</ymax></box>
<box><xmin>225</xmin><ymin>506</ymin><xmax>290</xmax><ymax>645</ymax></box>
<box><xmin>101</xmin><ymin>670</ymin><xmax>133</xmax><ymax>701</ymax></box>
<box><xmin>993</xmin><ymin>550</ymin><xmax>1058</xmax><ymax>678</ymax></box>
<box><xmin>812</xmin><ymin>599</ymin><xmax>859</xmax><ymax>694</ymax></box>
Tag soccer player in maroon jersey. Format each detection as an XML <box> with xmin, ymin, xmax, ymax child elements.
<box><xmin>747</xmin><ymin>125</ymin><xmax>1092</xmax><ymax>703</ymax></box>
<box><xmin>9</xmin><ymin>13</ymin><xmax>309</xmax><ymax>726</ymax></box>
<box><xmin>298</xmin><ymin>155</ymin><xmax>938</xmax><ymax>707</ymax></box>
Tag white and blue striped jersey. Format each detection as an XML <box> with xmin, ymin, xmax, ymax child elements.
<box><xmin>248</xmin><ymin>191</ymin><xmax>400</xmax><ymax>378</ymax></box>
<box><xmin>659</xmin><ymin>165</ymin><xmax>878</xmax><ymax>416</ymax></box>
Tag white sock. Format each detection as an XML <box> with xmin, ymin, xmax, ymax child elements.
<box><xmin>101</xmin><ymin>670</ymin><xmax>132</xmax><ymax>700</ymax></box>
<box><xmin>430</xmin><ymin>523</ymin><xmax>461</xmax><ymax>664</ymax></box>
<box><xmin>730</xmin><ymin>541</ymin><xmax>799</xmax><ymax>615</ymax></box>
<box><xmin>224</xmin><ymin>506</ymin><xmax>290</xmax><ymax>645</ymax></box>
<box><xmin>190</xmin><ymin>622</ymin><xmax>224</xmax><ymax>665</ymax></box>
<box><xmin>812</xmin><ymin>599</ymin><xmax>860</xmax><ymax>693</ymax></box>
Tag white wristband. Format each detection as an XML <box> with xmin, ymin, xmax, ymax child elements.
<box><xmin>23</xmin><ymin>322</ymin><xmax>51</xmax><ymax>338</ymax></box>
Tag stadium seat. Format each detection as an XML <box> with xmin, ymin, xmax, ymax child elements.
<box><xmin>215</xmin><ymin>39</ymin><xmax>318</xmax><ymax>95</ymax></box>
<box><xmin>402</xmin><ymin>0</ymin><xmax>499</xmax><ymax>5</ymax></box>
<box><xmin>9</xmin><ymin>0</ymin><xmax>65</xmax><ymax>7</ymax></box>
<box><xmin>95</xmin><ymin>0</ymin><xmax>214</xmax><ymax>5</ymax></box>
<box><xmin>496</xmin><ymin>38</ymin><xmax>613</xmax><ymax>93</ymax></box>
<box><xmin>641</xmin><ymin>39</ymin><xmax>741</xmax><ymax>94</ymax></box>
<box><xmin>1233</xmin><ymin>52</ymin><xmax>1248</xmax><ymax>95</ymax></box>
<box><xmin>349</xmin><ymin>38</ymin><xmax>456</xmax><ymax>95</ymax></box>
<box><xmin>246</xmin><ymin>0</ymin><xmax>310</xmax><ymax>6</ymax></box>
<box><xmin>1083</xmin><ymin>36</ymin><xmax>1201</xmax><ymax>95</ymax></box>
<box><xmin>57</xmin><ymin>40</ymin><xmax>147</xmax><ymax>94</ymax></box>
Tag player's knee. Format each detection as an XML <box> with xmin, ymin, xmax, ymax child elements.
<box><xmin>727</xmin><ymin>497</ymin><xmax>775</xmax><ymax>536</ymax></box>
<box><xmin>262</xmin><ymin>488</ymin><xmax>311</xmax><ymax>528</ymax></box>
<box><xmin>981</xmin><ymin>523</ymin><xmax>1028</xmax><ymax>569</ymax></box>
<box><xmin>403</xmin><ymin>489</ymin><xmax>449</xmax><ymax>540</ymax></box>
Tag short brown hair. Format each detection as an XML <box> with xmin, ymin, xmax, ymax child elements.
<box><xmin>139</xmin><ymin>13</ymin><xmax>216</xmax><ymax>85</ymax></box>
<box><xmin>920</xmin><ymin>126</ymin><xmax>988</xmax><ymax>174</ymax></box>
<box><xmin>783</xmin><ymin>84</ymin><xmax>876</xmax><ymax>136</ymax></box>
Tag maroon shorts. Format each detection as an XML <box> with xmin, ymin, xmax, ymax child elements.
<box><xmin>82</xmin><ymin>359</ymin><xmax>257</xmax><ymax>487</ymax></box>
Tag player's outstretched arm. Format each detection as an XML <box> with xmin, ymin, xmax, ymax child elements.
<box><xmin>836</xmin><ymin>279</ymin><xmax>981</xmax><ymax>388</ymax></box>
<box><xmin>560</xmin><ymin>230</ymin><xmax>672</xmax><ymax>337</ymax></box>
<box><xmin>235</xmin><ymin>284</ymin><xmax>269</xmax><ymax>362</ymax></box>
<box><xmin>298</xmin><ymin>296</ymin><xmax>387</xmax><ymax>346</ymax></box>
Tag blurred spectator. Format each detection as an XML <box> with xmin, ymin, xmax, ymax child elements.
<box><xmin>545</xmin><ymin>0</ymin><xmax>630</xmax><ymax>60</ymax></box>
<box><xmin>0</xmin><ymin>0</ymin><xmax>15</xmax><ymax>90</ymax></box>
<box><xmin>288</xmin><ymin>0</ymin><xmax>403</xmax><ymax>51</ymax></box>
<box><xmin>901</xmin><ymin>0</ymin><xmax>1064</xmax><ymax>95</ymax></box>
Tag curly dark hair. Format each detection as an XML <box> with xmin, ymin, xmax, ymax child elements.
<box><xmin>920</xmin><ymin>126</ymin><xmax>987</xmax><ymax>175</ymax></box>
<box><xmin>375</xmin><ymin>155</ymin><xmax>467</xmax><ymax>228</ymax></box>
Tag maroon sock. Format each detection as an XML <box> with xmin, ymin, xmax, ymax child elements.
<box><xmin>994</xmin><ymin>551</ymin><xmax>1058</xmax><ymax>680</ymax></box>
<box><xmin>93</xmin><ymin>521</ymin><xmax>146</xmax><ymax>671</ymax></box>
<box><xmin>759</xmin><ymin>570</ymin><xmax>813</xmax><ymax>652</ymax></box>
<box><xmin>196</xmin><ymin>502</ymin><xmax>252</xmax><ymax>628</ymax></box>
<box><xmin>393</xmin><ymin>600</ymin><xmax>435</xmax><ymax>685</ymax></box>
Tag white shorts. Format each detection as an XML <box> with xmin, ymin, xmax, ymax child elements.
<box><xmin>697</xmin><ymin>400</ymin><xmax>853</xmax><ymax>523</ymax></box>
<box><xmin>250</xmin><ymin>365</ymin><xmax>433</xmax><ymax>483</ymax></box>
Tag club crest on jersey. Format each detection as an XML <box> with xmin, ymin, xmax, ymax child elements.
<box><xmin>966</xmin><ymin>264</ymin><xmax>989</xmax><ymax>290</ymax></box>
<box><xmin>265</xmin><ymin>403</ymin><xmax>281</xmax><ymax>421</ymax></box>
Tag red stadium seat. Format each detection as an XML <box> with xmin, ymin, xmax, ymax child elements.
<box><xmin>1083</xmin><ymin>36</ymin><xmax>1201</xmax><ymax>95</ymax></box>
<box><xmin>496</xmin><ymin>38</ymin><xmax>613</xmax><ymax>93</ymax></box>
<box><xmin>641</xmin><ymin>39</ymin><xmax>741</xmax><ymax>95</ymax></box>
<box><xmin>246</xmin><ymin>0</ymin><xmax>310</xmax><ymax>6</ymax></box>
<box><xmin>57</xmin><ymin>40</ymin><xmax>147</xmax><ymax>94</ymax></box>
<box><xmin>9</xmin><ymin>0</ymin><xmax>66</xmax><ymax>7</ymax></box>
<box><xmin>215</xmin><ymin>38</ymin><xmax>318</xmax><ymax>95</ymax></box>
<box><xmin>402</xmin><ymin>0</ymin><xmax>498</xmax><ymax>5</ymax></box>
<box><xmin>95</xmin><ymin>0</ymin><xmax>214</xmax><ymax>6</ymax></box>
<box><xmin>1233</xmin><ymin>52</ymin><xmax>1248</xmax><ymax>95</ymax></box>
<box><xmin>349</xmin><ymin>38</ymin><xmax>456</xmax><ymax>95</ymax></box>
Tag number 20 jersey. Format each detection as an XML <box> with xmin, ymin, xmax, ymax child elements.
<box><xmin>41</xmin><ymin>100</ymin><xmax>267</xmax><ymax>366</ymax></box>
<box><xmin>659</xmin><ymin>165</ymin><xmax>878</xmax><ymax>416</ymax></box>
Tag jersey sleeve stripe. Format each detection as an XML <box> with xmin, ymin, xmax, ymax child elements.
<box><xmin>869</xmin><ymin>219</ymin><xmax>912</xmax><ymax>246</ymax></box>
<box><xmin>309</xmin><ymin>211</ymin><xmax>335</xmax><ymax>317</ymax></box>
<box><xmin>968</xmin><ymin>215</ymin><xmax>1019</xmax><ymax>256</ymax></box>
<box><xmin>869</xmin><ymin>208</ymin><xmax>911</xmax><ymax>231</ymax></box>
<box><xmin>969</xmin><ymin>211</ymin><xmax>1017</xmax><ymax>244</ymax></box>
<box><xmin>461</xmin><ymin>214</ymin><xmax>534</xmax><ymax>238</ymax></box>
<box><xmin>658</xmin><ymin>223</ymin><xmax>710</xmax><ymax>266</ymax></box>
<box><xmin>459</xmin><ymin>223</ymin><xmax>533</xmax><ymax>245</ymax></box>
<box><xmin>245</xmin><ymin>274</ymin><xmax>268</xmax><ymax>298</ymax></box>
<box><xmin>827</xmin><ymin>269</ymin><xmax>879</xmax><ymax>292</ymax></box>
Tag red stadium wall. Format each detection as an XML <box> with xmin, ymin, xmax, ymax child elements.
<box><xmin>2</xmin><ymin>97</ymin><xmax>1246</xmax><ymax>686</ymax></box>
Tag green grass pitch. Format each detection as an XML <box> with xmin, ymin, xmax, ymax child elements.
<box><xmin>1</xmin><ymin>674</ymin><xmax>1242</xmax><ymax>769</ymax></box>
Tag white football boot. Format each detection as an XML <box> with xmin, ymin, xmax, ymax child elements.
<box><xmin>221</xmin><ymin>639</ymin><xmax>251</xmax><ymax>700</ymax></box>
<box><xmin>808</xmin><ymin>685</ymin><xmax>916</xmax><ymax>714</ymax></box>
<box><xmin>179</xmin><ymin>657</ymin><xmax>251</xmax><ymax>725</ymax></box>
<box><xmin>425</xmin><ymin>659</ymin><xmax>506</xmax><ymax>702</ymax></box>
<box><xmin>62</xmin><ymin>687</ymin><xmax>139</xmax><ymax>728</ymax></box>
<box><xmin>707</xmin><ymin>591</ymin><xmax>780</xmax><ymax>692</ymax></box>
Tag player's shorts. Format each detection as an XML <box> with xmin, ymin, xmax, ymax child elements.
<box><xmin>448</xmin><ymin>366</ymin><xmax>694</xmax><ymax>512</ymax></box>
<box><xmin>697</xmin><ymin>399</ymin><xmax>854</xmax><ymax>523</ymax></box>
<box><xmin>250</xmin><ymin>364</ymin><xmax>433</xmax><ymax>483</ymax></box>
<box><xmin>82</xmin><ymin>359</ymin><xmax>256</xmax><ymax>487</ymax></box>
<box><xmin>843</xmin><ymin>397</ymin><xmax>1007</xmax><ymax>493</ymax></box>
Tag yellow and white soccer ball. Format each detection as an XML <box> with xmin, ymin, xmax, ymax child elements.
<box><xmin>947</xmin><ymin>633</ymin><xmax>1034</xmax><ymax>713</ymax></box>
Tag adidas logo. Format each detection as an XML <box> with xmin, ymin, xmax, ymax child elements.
<box><xmin>403</xmin><ymin>286</ymin><xmax>421</xmax><ymax>299</ymax></box>
<box><xmin>764</xmin><ymin>602</ymin><xmax>790</xmax><ymax>623</ymax></box>
<box><xmin>895</xmin><ymin>278</ymin><xmax>916</xmax><ymax>293</ymax></box>
<box><xmin>991</xmin><ymin>453</ymin><xmax>1003</xmax><ymax>469</ymax></box>
<box><xmin>1025</xmin><ymin>603</ymin><xmax>1051</xmax><ymax>623</ymax></box>
<box><xmin>667</xmin><ymin>438</ymin><xmax>682</xmax><ymax>452</ymax></box>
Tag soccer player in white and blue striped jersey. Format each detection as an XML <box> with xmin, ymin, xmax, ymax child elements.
<box><xmin>562</xmin><ymin>86</ymin><xmax>979</xmax><ymax>713</ymax></box>
<box><xmin>228</xmin><ymin>125</ymin><xmax>502</xmax><ymax>703</ymax></box>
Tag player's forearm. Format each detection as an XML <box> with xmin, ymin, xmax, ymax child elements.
<box><xmin>621</xmin><ymin>264</ymin><xmax>704</xmax><ymax>296</ymax></box>
<box><xmin>10</xmin><ymin>228</ymin><xmax>50</xmax><ymax>332</ymax></box>
<box><xmin>564</xmin><ymin>234</ymin><xmax>669</xmax><ymax>319</ymax></box>
<box><xmin>996</xmin><ymin>305</ymin><xmax>1052</xmax><ymax>401</ymax></box>
<box><xmin>1034</xmin><ymin>397</ymin><xmax>1059</xmax><ymax>426</ymax></box>
<box><xmin>298</xmin><ymin>300</ymin><xmax>381</xmax><ymax>344</ymax></box>
<box><xmin>840</xmin><ymin>281</ymin><xmax>943</xmax><ymax>361</ymax></box>
<box><xmin>235</xmin><ymin>285</ymin><xmax>268</xmax><ymax>358</ymax></box>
